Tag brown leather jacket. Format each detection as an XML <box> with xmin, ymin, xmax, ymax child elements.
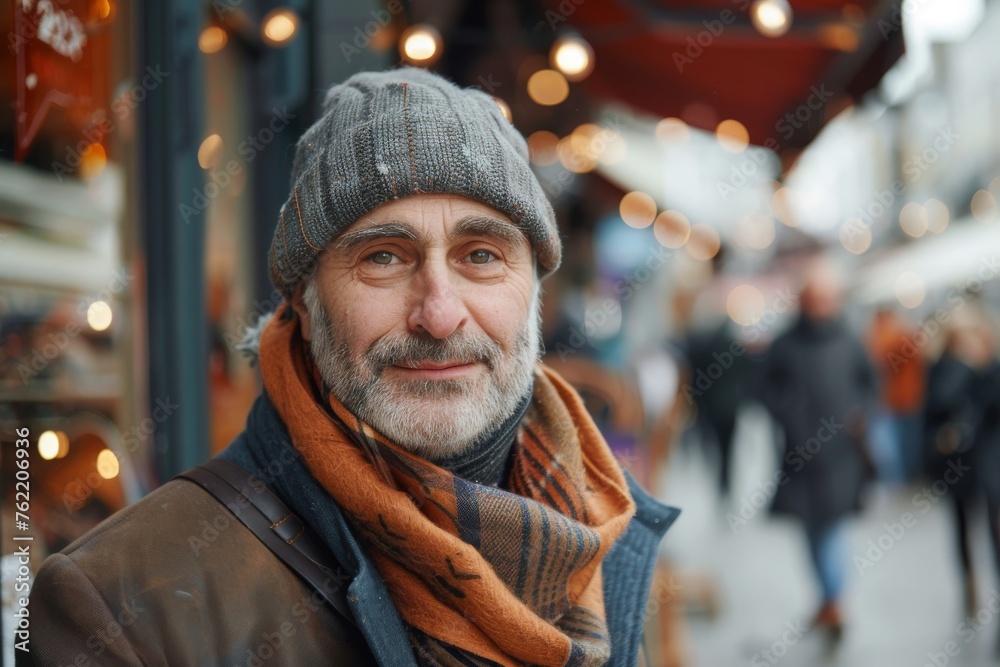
<box><xmin>20</xmin><ymin>479</ymin><xmax>376</xmax><ymax>666</ymax></box>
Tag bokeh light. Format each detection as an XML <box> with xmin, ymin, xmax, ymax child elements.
<box><xmin>38</xmin><ymin>431</ymin><xmax>60</xmax><ymax>460</ymax></box>
<box><xmin>55</xmin><ymin>431</ymin><xmax>70</xmax><ymax>458</ymax></box>
<box><xmin>528</xmin><ymin>130</ymin><xmax>559</xmax><ymax>166</ymax></box>
<box><xmin>262</xmin><ymin>8</ymin><xmax>299</xmax><ymax>47</ymax></box>
<box><xmin>971</xmin><ymin>189</ymin><xmax>997</xmax><ymax>222</ymax></box>
<box><xmin>752</xmin><ymin>0</ymin><xmax>793</xmax><ymax>37</ymax></box>
<box><xmin>924</xmin><ymin>198</ymin><xmax>949</xmax><ymax>233</ymax></box>
<box><xmin>771</xmin><ymin>187</ymin><xmax>797</xmax><ymax>227</ymax></box>
<box><xmin>87</xmin><ymin>300</ymin><xmax>113</xmax><ymax>331</ymax></box>
<box><xmin>527</xmin><ymin>69</ymin><xmax>570</xmax><ymax>106</ymax></box>
<box><xmin>899</xmin><ymin>201</ymin><xmax>928</xmax><ymax>238</ymax></box>
<box><xmin>94</xmin><ymin>0</ymin><xmax>113</xmax><ymax>20</ymax></box>
<box><xmin>738</xmin><ymin>214</ymin><xmax>776</xmax><ymax>249</ymax></box>
<box><xmin>686</xmin><ymin>224</ymin><xmax>721</xmax><ymax>260</ymax></box>
<box><xmin>557</xmin><ymin>134</ymin><xmax>597</xmax><ymax>173</ymax></box>
<box><xmin>839</xmin><ymin>219</ymin><xmax>872</xmax><ymax>254</ymax></box>
<box><xmin>198</xmin><ymin>26</ymin><xmax>228</xmax><ymax>54</ymax></box>
<box><xmin>79</xmin><ymin>143</ymin><xmax>107</xmax><ymax>180</ymax></box>
<box><xmin>399</xmin><ymin>25</ymin><xmax>441</xmax><ymax>65</ymax></box>
<box><xmin>96</xmin><ymin>448</ymin><xmax>120</xmax><ymax>480</ymax></box>
<box><xmin>655</xmin><ymin>117</ymin><xmax>690</xmax><ymax>143</ymax></box>
<box><xmin>654</xmin><ymin>210</ymin><xmax>691</xmax><ymax>248</ymax></box>
<box><xmin>727</xmin><ymin>284</ymin><xmax>766</xmax><ymax>325</ymax></box>
<box><xmin>619</xmin><ymin>191</ymin><xmax>658</xmax><ymax>228</ymax></box>
<box><xmin>198</xmin><ymin>134</ymin><xmax>223</xmax><ymax>170</ymax></box>
<box><xmin>493</xmin><ymin>97</ymin><xmax>512</xmax><ymax>122</ymax></box>
<box><xmin>550</xmin><ymin>35</ymin><xmax>594</xmax><ymax>81</ymax></box>
<box><xmin>716</xmin><ymin>119</ymin><xmax>750</xmax><ymax>153</ymax></box>
<box><xmin>895</xmin><ymin>271</ymin><xmax>926</xmax><ymax>308</ymax></box>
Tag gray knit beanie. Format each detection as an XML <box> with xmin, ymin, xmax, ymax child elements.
<box><xmin>269</xmin><ymin>66</ymin><xmax>562</xmax><ymax>300</ymax></box>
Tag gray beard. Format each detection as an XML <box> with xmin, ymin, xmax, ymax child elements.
<box><xmin>302</xmin><ymin>279</ymin><xmax>542</xmax><ymax>460</ymax></box>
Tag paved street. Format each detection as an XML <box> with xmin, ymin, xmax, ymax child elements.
<box><xmin>657</xmin><ymin>406</ymin><xmax>1000</xmax><ymax>667</ymax></box>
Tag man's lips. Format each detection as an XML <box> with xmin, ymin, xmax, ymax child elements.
<box><xmin>397</xmin><ymin>361</ymin><xmax>471</xmax><ymax>370</ymax></box>
<box><xmin>390</xmin><ymin>361</ymin><xmax>479</xmax><ymax>379</ymax></box>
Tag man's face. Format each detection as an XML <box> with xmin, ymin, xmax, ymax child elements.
<box><xmin>800</xmin><ymin>263</ymin><xmax>843</xmax><ymax>321</ymax></box>
<box><xmin>293</xmin><ymin>194</ymin><xmax>541</xmax><ymax>460</ymax></box>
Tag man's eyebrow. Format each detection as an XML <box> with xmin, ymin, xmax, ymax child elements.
<box><xmin>450</xmin><ymin>215</ymin><xmax>528</xmax><ymax>248</ymax></box>
<box><xmin>333</xmin><ymin>223</ymin><xmax>419</xmax><ymax>252</ymax></box>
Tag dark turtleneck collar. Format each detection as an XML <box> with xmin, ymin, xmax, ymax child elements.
<box><xmin>428</xmin><ymin>381</ymin><xmax>534</xmax><ymax>487</ymax></box>
<box><xmin>795</xmin><ymin>313</ymin><xmax>845</xmax><ymax>338</ymax></box>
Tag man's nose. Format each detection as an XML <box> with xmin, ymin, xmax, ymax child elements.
<box><xmin>406</xmin><ymin>263</ymin><xmax>470</xmax><ymax>339</ymax></box>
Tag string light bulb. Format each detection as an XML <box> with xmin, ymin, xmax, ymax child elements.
<box><xmin>751</xmin><ymin>0</ymin><xmax>793</xmax><ymax>37</ymax></box>
<box><xmin>399</xmin><ymin>25</ymin><xmax>442</xmax><ymax>65</ymax></box>
<box><xmin>262</xmin><ymin>8</ymin><xmax>299</xmax><ymax>47</ymax></box>
<box><xmin>550</xmin><ymin>34</ymin><xmax>594</xmax><ymax>82</ymax></box>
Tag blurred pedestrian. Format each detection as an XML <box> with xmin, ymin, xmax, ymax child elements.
<box><xmin>922</xmin><ymin>309</ymin><xmax>999</xmax><ymax>621</ymax></box>
<box><xmin>866</xmin><ymin>307</ymin><xmax>926</xmax><ymax>482</ymax></box>
<box><xmin>974</xmin><ymin>350</ymin><xmax>1000</xmax><ymax>657</ymax></box>
<box><xmin>683</xmin><ymin>318</ymin><xmax>749</xmax><ymax>496</ymax></box>
<box><xmin>762</xmin><ymin>260</ymin><xmax>877</xmax><ymax>642</ymax></box>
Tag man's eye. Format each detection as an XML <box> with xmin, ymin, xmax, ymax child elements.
<box><xmin>367</xmin><ymin>251</ymin><xmax>398</xmax><ymax>265</ymax></box>
<box><xmin>469</xmin><ymin>250</ymin><xmax>496</xmax><ymax>265</ymax></box>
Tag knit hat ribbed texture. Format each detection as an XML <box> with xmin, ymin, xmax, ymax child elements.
<box><xmin>269</xmin><ymin>66</ymin><xmax>561</xmax><ymax>299</ymax></box>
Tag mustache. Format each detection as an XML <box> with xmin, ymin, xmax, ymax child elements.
<box><xmin>364</xmin><ymin>330</ymin><xmax>502</xmax><ymax>372</ymax></box>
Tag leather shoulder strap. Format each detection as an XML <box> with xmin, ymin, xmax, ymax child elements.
<box><xmin>176</xmin><ymin>459</ymin><xmax>359</xmax><ymax>630</ymax></box>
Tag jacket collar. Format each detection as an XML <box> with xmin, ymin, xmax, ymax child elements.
<box><xmin>220</xmin><ymin>390</ymin><xmax>679</xmax><ymax>667</ymax></box>
<box><xmin>220</xmin><ymin>390</ymin><xmax>419</xmax><ymax>667</ymax></box>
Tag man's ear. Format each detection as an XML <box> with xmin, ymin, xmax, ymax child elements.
<box><xmin>290</xmin><ymin>282</ymin><xmax>312</xmax><ymax>341</ymax></box>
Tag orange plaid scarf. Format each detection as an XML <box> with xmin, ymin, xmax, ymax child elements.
<box><xmin>259</xmin><ymin>305</ymin><xmax>635</xmax><ymax>666</ymax></box>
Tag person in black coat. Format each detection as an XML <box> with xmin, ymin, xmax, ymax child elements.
<box><xmin>762</xmin><ymin>261</ymin><xmax>877</xmax><ymax>640</ymax></box>
<box><xmin>923</xmin><ymin>315</ymin><xmax>1000</xmax><ymax>624</ymax></box>
<box><xmin>976</xmin><ymin>359</ymin><xmax>1000</xmax><ymax>614</ymax></box>
<box><xmin>684</xmin><ymin>319</ymin><xmax>750</xmax><ymax>496</ymax></box>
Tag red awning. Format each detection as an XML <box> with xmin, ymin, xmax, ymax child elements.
<box><xmin>544</xmin><ymin>0</ymin><xmax>905</xmax><ymax>154</ymax></box>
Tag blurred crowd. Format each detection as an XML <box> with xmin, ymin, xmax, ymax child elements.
<box><xmin>541</xmin><ymin>248</ymin><xmax>1000</xmax><ymax>663</ymax></box>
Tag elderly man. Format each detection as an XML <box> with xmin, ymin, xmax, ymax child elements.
<box><xmin>23</xmin><ymin>68</ymin><xmax>677</xmax><ymax>667</ymax></box>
